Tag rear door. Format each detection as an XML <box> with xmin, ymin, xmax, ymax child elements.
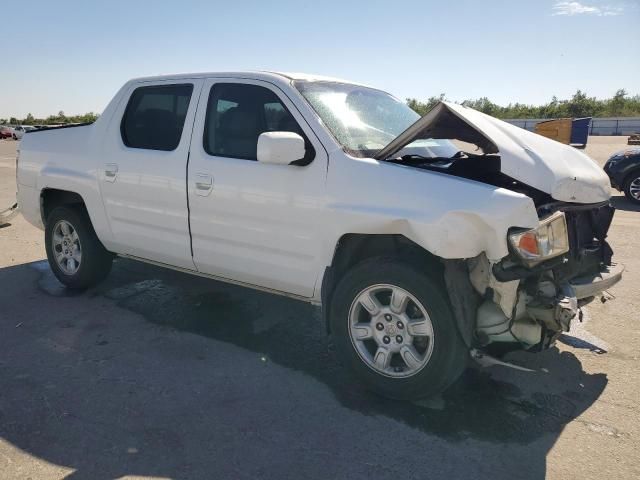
<box><xmin>187</xmin><ymin>78</ymin><xmax>328</xmax><ymax>297</ymax></box>
<box><xmin>99</xmin><ymin>79</ymin><xmax>203</xmax><ymax>269</ymax></box>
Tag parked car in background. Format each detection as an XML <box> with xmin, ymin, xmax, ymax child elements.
<box><xmin>0</xmin><ymin>126</ymin><xmax>14</xmax><ymax>139</ymax></box>
<box><xmin>16</xmin><ymin>72</ymin><xmax>623</xmax><ymax>400</ymax></box>
<box><xmin>12</xmin><ymin>125</ymin><xmax>36</xmax><ymax>140</ymax></box>
<box><xmin>604</xmin><ymin>148</ymin><xmax>640</xmax><ymax>203</ymax></box>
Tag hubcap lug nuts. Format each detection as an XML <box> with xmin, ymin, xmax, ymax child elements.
<box><xmin>384</xmin><ymin>314</ymin><xmax>392</xmax><ymax>321</ymax></box>
<box><xmin>383</xmin><ymin>336</ymin><xmax>390</xmax><ymax>344</ymax></box>
<box><xmin>396</xmin><ymin>335</ymin><xmax>403</xmax><ymax>343</ymax></box>
<box><xmin>375</xmin><ymin>323</ymin><xmax>384</xmax><ymax>331</ymax></box>
<box><xmin>397</xmin><ymin>321</ymin><xmax>404</xmax><ymax>329</ymax></box>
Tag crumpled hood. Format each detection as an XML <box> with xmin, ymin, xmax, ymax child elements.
<box><xmin>375</xmin><ymin>101</ymin><xmax>611</xmax><ymax>204</ymax></box>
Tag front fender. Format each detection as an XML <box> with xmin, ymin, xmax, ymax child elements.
<box><xmin>321</xmin><ymin>157</ymin><xmax>540</xmax><ymax>268</ymax></box>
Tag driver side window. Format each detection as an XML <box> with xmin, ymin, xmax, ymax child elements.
<box><xmin>203</xmin><ymin>83</ymin><xmax>314</xmax><ymax>164</ymax></box>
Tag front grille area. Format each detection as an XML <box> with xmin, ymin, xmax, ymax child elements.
<box><xmin>554</xmin><ymin>203</ymin><xmax>615</xmax><ymax>283</ymax></box>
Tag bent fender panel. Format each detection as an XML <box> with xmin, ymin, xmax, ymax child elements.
<box><xmin>321</xmin><ymin>155</ymin><xmax>540</xmax><ymax>270</ymax></box>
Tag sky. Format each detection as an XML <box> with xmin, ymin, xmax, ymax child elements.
<box><xmin>0</xmin><ymin>0</ymin><xmax>638</xmax><ymax>118</ymax></box>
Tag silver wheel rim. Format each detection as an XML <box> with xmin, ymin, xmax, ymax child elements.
<box><xmin>629</xmin><ymin>177</ymin><xmax>640</xmax><ymax>200</ymax></box>
<box><xmin>52</xmin><ymin>220</ymin><xmax>82</xmax><ymax>275</ymax></box>
<box><xmin>348</xmin><ymin>284</ymin><xmax>435</xmax><ymax>378</ymax></box>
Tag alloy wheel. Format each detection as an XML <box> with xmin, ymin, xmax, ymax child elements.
<box><xmin>348</xmin><ymin>284</ymin><xmax>435</xmax><ymax>378</ymax></box>
<box><xmin>629</xmin><ymin>176</ymin><xmax>640</xmax><ymax>200</ymax></box>
<box><xmin>51</xmin><ymin>220</ymin><xmax>82</xmax><ymax>275</ymax></box>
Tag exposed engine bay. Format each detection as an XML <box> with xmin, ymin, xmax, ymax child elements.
<box><xmin>387</xmin><ymin>152</ymin><xmax>553</xmax><ymax>206</ymax></box>
<box><xmin>378</xmin><ymin>100</ymin><xmax>611</xmax><ymax>204</ymax></box>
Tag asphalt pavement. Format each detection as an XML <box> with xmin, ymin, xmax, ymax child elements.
<box><xmin>0</xmin><ymin>137</ymin><xmax>638</xmax><ymax>480</ymax></box>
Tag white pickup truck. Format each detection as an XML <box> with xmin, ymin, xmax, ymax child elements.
<box><xmin>16</xmin><ymin>71</ymin><xmax>622</xmax><ymax>399</ymax></box>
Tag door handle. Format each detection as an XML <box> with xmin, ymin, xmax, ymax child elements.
<box><xmin>104</xmin><ymin>163</ymin><xmax>118</xmax><ymax>182</ymax></box>
<box><xmin>194</xmin><ymin>173</ymin><xmax>213</xmax><ymax>196</ymax></box>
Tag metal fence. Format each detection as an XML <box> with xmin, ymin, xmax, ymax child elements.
<box><xmin>504</xmin><ymin>117</ymin><xmax>640</xmax><ymax>136</ymax></box>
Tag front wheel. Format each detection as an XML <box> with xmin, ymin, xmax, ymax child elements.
<box><xmin>45</xmin><ymin>206</ymin><xmax>113</xmax><ymax>289</ymax></box>
<box><xmin>623</xmin><ymin>172</ymin><xmax>640</xmax><ymax>204</ymax></box>
<box><xmin>330</xmin><ymin>257</ymin><xmax>467</xmax><ymax>400</ymax></box>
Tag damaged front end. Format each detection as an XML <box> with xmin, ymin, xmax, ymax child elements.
<box><xmin>446</xmin><ymin>202</ymin><xmax>623</xmax><ymax>353</ymax></box>
<box><xmin>372</xmin><ymin>99</ymin><xmax>622</xmax><ymax>354</ymax></box>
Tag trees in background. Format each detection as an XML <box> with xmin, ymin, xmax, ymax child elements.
<box><xmin>0</xmin><ymin>111</ymin><xmax>99</xmax><ymax>125</ymax></box>
<box><xmin>406</xmin><ymin>89</ymin><xmax>640</xmax><ymax>119</ymax></box>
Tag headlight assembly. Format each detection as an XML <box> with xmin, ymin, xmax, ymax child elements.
<box><xmin>509</xmin><ymin>211</ymin><xmax>569</xmax><ymax>265</ymax></box>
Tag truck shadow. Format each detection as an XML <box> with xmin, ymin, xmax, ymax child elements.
<box><xmin>0</xmin><ymin>259</ymin><xmax>608</xmax><ymax>480</ymax></box>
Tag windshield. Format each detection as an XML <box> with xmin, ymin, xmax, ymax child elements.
<box><xmin>294</xmin><ymin>81</ymin><xmax>458</xmax><ymax>158</ymax></box>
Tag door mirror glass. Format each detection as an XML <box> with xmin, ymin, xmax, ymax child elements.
<box><xmin>257</xmin><ymin>132</ymin><xmax>305</xmax><ymax>165</ymax></box>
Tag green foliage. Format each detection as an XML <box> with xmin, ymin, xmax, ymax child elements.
<box><xmin>1</xmin><ymin>112</ymin><xmax>99</xmax><ymax>126</ymax></box>
<box><xmin>406</xmin><ymin>94</ymin><xmax>446</xmax><ymax>116</ymax></box>
<box><xmin>407</xmin><ymin>89</ymin><xmax>640</xmax><ymax>119</ymax></box>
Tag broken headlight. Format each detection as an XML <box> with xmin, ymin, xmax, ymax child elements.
<box><xmin>509</xmin><ymin>211</ymin><xmax>569</xmax><ymax>265</ymax></box>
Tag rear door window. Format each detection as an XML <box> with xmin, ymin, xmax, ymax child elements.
<box><xmin>121</xmin><ymin>84</ymin><xmax>194</xmax><ymax>151</ymax></box>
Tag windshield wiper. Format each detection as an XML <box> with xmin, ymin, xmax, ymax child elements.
<box><xmin>398</xmin><ymin>154</ymin><xmax>436</xmax><ymax>162</ymax></box>
<box><xmin>386</xmin><ymin>154</ymin><xmax>453</xmax><ymax>166</ymax></box>
<box><xmin>393</xmin><ymin>151</ymin><xmax>468</xmax><ymax>162</ymax></box>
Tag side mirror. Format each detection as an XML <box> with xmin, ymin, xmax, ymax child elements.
<box><xmin>257</xmin><ymin>132</ymin><xmax>305</xmax><ymax>165</ymax></box>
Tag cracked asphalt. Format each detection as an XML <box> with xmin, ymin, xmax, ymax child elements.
<box><xmin>0</xmin><ymin>137</ymin><xmax>639</xmax><ymax>479</ymax></box>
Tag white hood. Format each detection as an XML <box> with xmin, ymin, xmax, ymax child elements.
<box><xmin>375</xmin><ymin>101</ymin><xmax>610</xmax><ymax>204</ymax></box>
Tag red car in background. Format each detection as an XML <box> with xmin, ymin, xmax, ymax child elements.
<box><xmin>0</xmin><ymin>126</ymin><xmax>15</xmax><ymax>139</ymax></box>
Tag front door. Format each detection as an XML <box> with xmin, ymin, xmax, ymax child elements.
<box><xmin>187</xmin><ymin>78</ymin><xmax>328</xmax><ymax>297</ymax></box>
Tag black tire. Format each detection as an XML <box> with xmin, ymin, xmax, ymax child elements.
<box><xmin>623</xmin><ymin>171</ymin><xmax>640</xmax><ymax>204</ymax></box>
<box><xmin>330</xmin><ymin>257</ymin><xmax>467</xmax><ymax>400</ymax></box>
<box><xmin>44</xmin><ymin>205</ymin><xmax>113</xmax><ymax>289</ymax></box>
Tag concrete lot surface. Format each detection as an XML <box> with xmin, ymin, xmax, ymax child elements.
<box><xmin>0</xmin><ymin>137</ymin><xmax>639</xmax><ymax>479</ymax></box>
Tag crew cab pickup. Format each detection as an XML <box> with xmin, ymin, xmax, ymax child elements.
<box><xmin>16</xmin><ymin>72</ymin><xmax>623</xmax><ymax>399</ymax></box>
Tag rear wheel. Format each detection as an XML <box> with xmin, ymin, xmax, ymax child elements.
<box><xmin>330</xmin><ymin>257</ymin><xmax>467</xmax><ymax>400</ymax></box>
<box><xmin>623</xmin><ymin>172</ymin><xmax>640</xmax><ymax>204</ymax></box>
<box><xmin>45</xmin><ymin>206</ymin><xmax>113</xmax><ymax>289</ymax></box>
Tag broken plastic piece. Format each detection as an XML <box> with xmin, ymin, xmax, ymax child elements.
<box><xmin>470</xmin><ymin>348</ymin><xmax>536</xmax><ymax>372</ymax></box>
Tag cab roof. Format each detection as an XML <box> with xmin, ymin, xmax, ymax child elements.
<box><xmin>129</xmin><ymin>71</ymin><xmax>371</xmax><ymax>88</ymax></box>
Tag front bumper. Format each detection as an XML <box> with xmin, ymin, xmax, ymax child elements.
<box><xmin>570</xmin><ymin>263</ymin><xmax>624</xmax><ymax>299</ymax></box>
<box><xmin>527</xmin><ymin>263</ymin><xmax>623</xmax><ymax>337</ymax></box>
<box><xmin>603</xmin><ymin>162</ymin><xmax>618</xmax><ymax>189</ymax></box>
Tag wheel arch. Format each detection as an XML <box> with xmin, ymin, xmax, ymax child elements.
<box><xmin>40</xmin><ymin>188</ymin><xmax>87</xmax><ymax>225</ymax></box>
<box><xmin>321</xmin><ymin>233</ymin><xmax>443</xmax><ymax>334</ymax></box>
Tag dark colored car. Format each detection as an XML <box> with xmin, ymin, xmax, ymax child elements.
<box><xmin>604</xmin><ymin>148</ymin><xmax>640</xmax><ymax>203</ymax></box>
